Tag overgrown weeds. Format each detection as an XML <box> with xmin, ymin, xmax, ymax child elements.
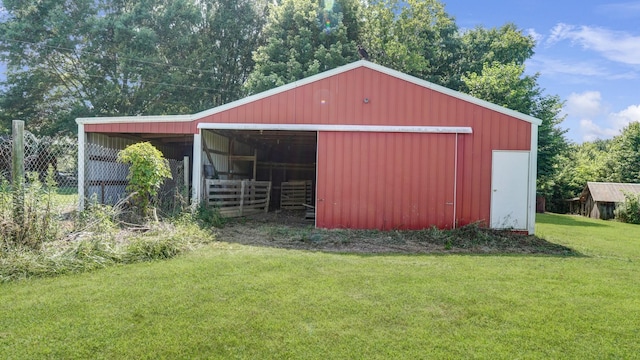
<box><xmin>1</xmin><ymin>177</ymin><xmax>218</xmax><ymax>282</ymax></box>
<box><xmin>0</xmin><ymin>217</ymin><xmax>216</xmax><ymax>282</ymax></box>
<box><xmin>1</xmin><ymin>169</ymin><xmax>61</xmax><ymax>249</ymax></box>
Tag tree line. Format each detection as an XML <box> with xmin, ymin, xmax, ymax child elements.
<box><xmin>0</xmin><ymin>0</ymin><xmax>636</xmax><ymax>207</ymax></box>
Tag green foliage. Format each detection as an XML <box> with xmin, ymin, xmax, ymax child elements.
<box><xmin>544</xmin><ymin>140</ymin><xmax>612</xmax><ymax>212</ymax></box>
<box><xmin>117</xmin><ymin>142</ymin><xmax>172</xmax><ymax>219</ymax></box>
<box><xmin>0</xmin><ymin>0</ymin><xmax>267</xmax><ymax>135</ymax></box>
<box><xmin>614</xmin><ymin>193</ymin><xmax>640</xmax><ymax>224</ymax></box>
<box><xmin>360</xmin><ymin>0</ymin><xmax>461</xmax><ymax>88</ymax></box>
<box><xmin>458</xmin><ymin>24</ymin><xmax>535</xmax><ymax>85</ymax></box>
<box><xmin>245</xmin><ymin>0</ymin><xmax>359</xmax><ymax>94</ymax></box>
<box><xmin>608</xmin><ymin>122</ymin><xmax>640</xmax><ymax>183</ymax></box>
<box><xmin>548</xmin><ymin>122</ymin><xmax>640</xmax><ymax>213</ymax></box>
<box><xmin>462</xmin><ymin>62</ymin><xmax>538</xmax><ymax>112</ymax></box>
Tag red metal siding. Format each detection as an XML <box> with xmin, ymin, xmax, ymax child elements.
<box><xmin>194</xmin><ymin>68</ymin><xmax>530</xmax><ymax>134</ymax></box>
<box><xmin>85</xmin><ymin>65</ymin><xmax>533</xmax><ymax>230</ymax></box>
<box><xmin>317</xmin><ymin>132</ymin><xmax>457</xmax><ymax>230</ymax></box>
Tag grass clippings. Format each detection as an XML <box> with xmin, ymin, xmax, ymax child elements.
<box><xmin>215</xmin><ymin>211</ymin><xmax>578</xmax><ymax>256</ymax></box>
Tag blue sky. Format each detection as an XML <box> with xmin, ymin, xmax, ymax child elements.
<box><xmin>1</xmin><ymin>1</ymin><xmax>639</xmax><ymax>143</ymax></box>
<box><xmin>445</xmin><ymin>0</ymin><xmax>640</xmax><ymax>143</ymax></box>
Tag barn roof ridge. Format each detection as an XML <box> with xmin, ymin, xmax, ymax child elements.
<box><xmin>76</xmin><ymin>60</ymin><xmax>542</xmax><ymax>126</ymax></box>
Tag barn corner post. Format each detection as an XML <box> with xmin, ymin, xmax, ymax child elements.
<box><xmin>11</xmin><ymin>120</ymin><xmax>25</xmax><ymax>226</ymax></box>
<box><xmin>77</xmin><ymin>121</ymin><xmax>86</xmax><ymax>211</ymax></box>
<box><xmin>528</xmin><ymin>123</ymin><xmax>539</xmax><ymax>235</ymax></box>
<box><xmin>191</xmin><ymin>129</ymin><xmax>203</xmax><ymax>209</ymax></box>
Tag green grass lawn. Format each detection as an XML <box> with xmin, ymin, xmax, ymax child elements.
<box><xmin>1</xmin><ymin>213</ymin><xmax>639</xmax><ymax>359</ymax></box>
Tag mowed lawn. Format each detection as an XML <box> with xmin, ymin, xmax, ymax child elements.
<box><xmin>1</xmin><ymin>214</ymin><xmax>639</xmax><ymax>359</ymax></box>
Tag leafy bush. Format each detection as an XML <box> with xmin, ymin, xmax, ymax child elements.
<box><xmin>614</xmin><ymin>193</ymin><xmax>640</xmax><ymax>224</ymax></box>
<box><xmin>117</xmin><ymin>142</ymin><xmax>172</xmax><ymax>219</ymax></box>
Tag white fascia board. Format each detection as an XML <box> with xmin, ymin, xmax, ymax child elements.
<box><xmin>197</xmin><ymin>123</ymin><xmax>472</xmax><ymax>134</ymax></box>
<box><xmin>528</xmin><ymin>123</ymin><xmax>539</xmax><ymax>235</ymax></box>
<box><xmin>76</xmin><ymin>114</ymin><xmax>193</xmax><ymax>125</ymax></box>
<box><xmin>192</xmin><ymin>132</ymin><xmax>203</xmax><ymax>205</ymax></box>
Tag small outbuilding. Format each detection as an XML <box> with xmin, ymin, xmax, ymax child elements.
<box><xmin>577</xmin><ymin>182</ymin><xmax>640</xmax><ymax>220</ymax></box>
<box><xmin>77</xmin><ymin>60</ymin><xmax>541</xmax><ymax>234</ymax></box>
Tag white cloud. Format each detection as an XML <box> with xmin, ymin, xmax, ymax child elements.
<box><xmin>566</xmin><ymin>91</ymin><xmax>603</xmax><ymax>118</ymax></box>
<box><xmin>546</xmin><ymin>23</ymin><xmax>640</xmax><ymax>65</ymax></box>
<box><xmin>528</xmin><ymin>57</ymin><xmax>611</xmax><ymax>78</ymax></box>
<box><xmin>578</xmin><ymin>104</ymin><xmax>640</xmax><ymax>141</ymax></box>
<box><xmin>579</xmin><ymin>119</ymin><xmax>619</xmax><ymax>142</ymax></box>
<box><xmin>564</xmin><ymin>92</ymin><xmax>640</xmax><ymax>141</ymax></box>
<box><xmin>526</xmin><ymin>28</ymin><xmax>543</xmax><ymax>44</ymax></box>
<box><xmin>547</xmin><ymin>23</ymin><xmax>575</xmax><ymax>45</ymax></box>
<box><xmin>608</xmin><ymin>104</ymin><xmax>640</xmax><ymax>131</ymax></box>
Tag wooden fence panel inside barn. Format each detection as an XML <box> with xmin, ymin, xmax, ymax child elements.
<box><xmin>280</xmin><ymin>180</ymin><xmax>313</xmax><ymax>210</ymax></box>
<box><xmin>205</xmin><ymin>179</ymin><xmax>271</xmax><ymax>217</ymax></box>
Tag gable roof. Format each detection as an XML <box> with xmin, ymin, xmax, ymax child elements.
<box><xmin>77</xmin><ymin>60</ymin><xmax>542</xmax><ymax>126</ymax></box>
<box><xmin>582</xmin><ymin>182</ymin><xmax>640</xmax><ymax>203</ymax></box>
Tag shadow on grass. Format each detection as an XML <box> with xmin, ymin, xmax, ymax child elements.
<box><xmin>537</xmin><ymin>213</ymin><xmax>608</xmax><ymax>227</ymax></box>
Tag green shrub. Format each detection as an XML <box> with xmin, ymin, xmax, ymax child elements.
<box><xmin>117</xmin><ymin>142</ymin><xmax>172</xmax><ymax>219</ymax></box>
<box><xmin>614</xmin><ymin>193</ymin><xmax>640</xmax><ymax>224</ymax></box>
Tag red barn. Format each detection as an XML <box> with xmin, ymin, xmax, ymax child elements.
<box><xmin>77</xmin><ymin>61</ymin><xmax>540</xmax><ymax>234</ymax></box>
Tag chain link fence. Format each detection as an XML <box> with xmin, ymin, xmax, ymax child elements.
<box><xmin>2</xmin><ymin>130</ymin><xmax>187</xmax><ymax>217</ymax></box>
<box><xmin>84</xmin><ymin>142</ymin><xmax>187</xmax><ymax>216</ymax></box>
<box><xmin>1</xmin><ymin>131</ymin><xmax>78</xmax><ymax>213</ymax></box>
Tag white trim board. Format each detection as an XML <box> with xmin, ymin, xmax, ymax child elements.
<box><xmin>528</xmin><ymin>123</ymin><xmax>539</xmax><ymax>235</ymax></box>
<box><xmin>76</xmin><ymin>60</ymin><xmax>542</xmax><ymax>127</ymax></box>
<box><xmin>77</xmin><ymin>114</ymin><xmax>193</xmax><ymax>125</ymax></box>
<box><xmin>197</xmin><ymin>123</ymin><xmax>472</xmax><ymax>134</ymax></box>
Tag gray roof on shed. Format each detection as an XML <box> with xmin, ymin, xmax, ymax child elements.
<box><xmin>582</xmin><ymin>182</ymin><xmax>640</xmax><ymax>203</ymax></box>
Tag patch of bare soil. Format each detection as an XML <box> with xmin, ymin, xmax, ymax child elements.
<box><xmin>213</xmin><ymin>211</ymin><xmax>579</xmax><ymax>256</ymax></box>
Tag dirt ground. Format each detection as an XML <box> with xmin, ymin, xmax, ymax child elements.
<box><xmin>213</xmin><ymin>210</ymin><xmax>578</xmax><ymax>256</ymax></box>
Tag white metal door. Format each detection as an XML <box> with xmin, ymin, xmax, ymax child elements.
<box><xmin>490</xmin><ymin>151</ymin><xmax>530</xmax><ymax>230</ymax></box>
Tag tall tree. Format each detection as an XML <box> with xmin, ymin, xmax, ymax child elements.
<box><xmin>245</xmin><ymin>0</ymin><xmax>360</xmax><ymax>94</ymax></box>
<box><xmin>359</xmin><ymin>0</ymin><xmax>461</xmax><ymax>89</ymax></box>
<box><xmin>608</xmin><ymin>122</ymin><xmax>640</xmax><ymax>183</ymax></box>
<box><xmin>458</xmin><ymin>24</ymin><xmax>535</xmax><ymax>88</ymax></box>
<box><xmin>0</xmin><ymin>0</ymin><xmax>267</xmax><ymax>135</ymax></box>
